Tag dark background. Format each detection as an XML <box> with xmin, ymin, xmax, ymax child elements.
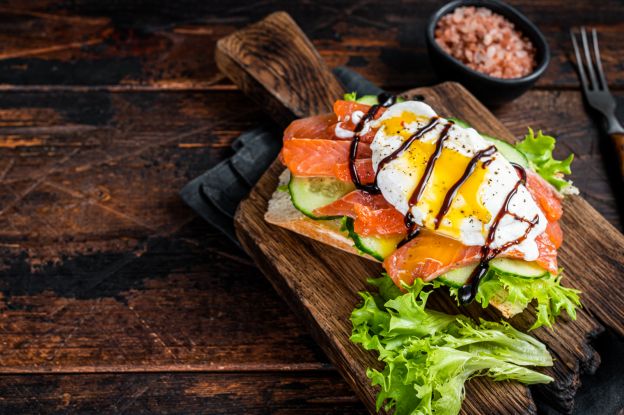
<box><xmin>0</xmin><ymin>1</ymin><xmax>622</xmax><ymax>413</ymax></box>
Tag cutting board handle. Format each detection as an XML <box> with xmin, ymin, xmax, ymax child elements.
<box><xmin>215</xmin><ymin>11</ymin><xmax>345</xmax><ymax>126</ymax></box>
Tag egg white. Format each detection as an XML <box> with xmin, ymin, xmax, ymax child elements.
<box><xmin>369</xmin><ymin>101</ymin><xmax>547</xmax><ymax>261</ymax></box>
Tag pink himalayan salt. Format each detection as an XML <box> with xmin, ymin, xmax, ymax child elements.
<box><xmin>434</xmin><ymin>6</ymin><xmax>537</xmax><ymax>79</ymax></box>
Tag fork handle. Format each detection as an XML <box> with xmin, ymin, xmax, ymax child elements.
<box><xmin>611</xmin><ymin>132</ymin><xmax>624</xmax><ymax>179</ymax></box>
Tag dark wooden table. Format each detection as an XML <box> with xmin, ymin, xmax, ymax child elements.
<box><xmin>0</xmin><ymin>1</ymin><xmax>622</xmax><ymax>413</ymax></box>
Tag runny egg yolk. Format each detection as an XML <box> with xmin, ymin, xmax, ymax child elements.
<box><xmin>381</xmin><ymin>111</ymin><xmax>430</xmax><ymax>139</ymax></box>
<box><xmin>380</xmin><ymin>114</ymin><xmax>492</xmax><ymax>240</ymax></box>
<box><xmin>418</xmin><ymin>146</ymin><xmax>491</xmax><ymax>239</ymax></box>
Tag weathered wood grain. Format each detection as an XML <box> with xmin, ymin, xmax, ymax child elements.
<box><xmin>0</xmin><ymin>89</ymin><xmax>619</xmax><ymax>265</ymax></box>
<box><xmin>0</xmin><ymin>90</ymin><xmax>264</xmax><ymax>262</ymax></box>
<box><xmin>0</xmin><ymin>2</ymin><xmax>621</xmax><ymax>413</ymax></box>
<box><xmin>611</xmin><ymin>131</ymin><xmax>624</xmax><ymax>180</ymax></box>
<box><xmin>0</xmin><ymin>372</ymin><xmax>365</xmax><ymax>414</ymax></box>
<box><xmin>0</xmin><ymin>88</ymin><xmax>619</xmax><ymax>414</ymax></box>
<box><xmin>0</xmin><ymin>1</ymin><xmax>621</xmax><ymax>90</ymax></box>
<box><xmin>219</xmin><ymin>16</ymin><xmax>540</xmax><ymax>412</ymax></box>
<box><xmin>237</xmin><ymin>159</ymin><xmax>538</xmax><ymax>415</ymax></box>
<box><xmin>217</xmin><ymin>11</ymin><xmax>620</xmax><ymax>412</ymax></box>
<box><xmin>216</xmin><ymin>12</ymin><xmax>344</xmax><ymax>126</ymax></box>
<box><xmin>0</xmin><ymin>220</ymin><xmax>333</xmax><ymax>372</ymax></box>
<box><xmin>235</xmin><ymin>81</ymin><xmax>620</xmax><ymax>413</ymax></box>
<box><xmin>0</xmin><ymin>91</ymin><xmax>332</xmax><ymax>375</ymax></box>
<box><xmin>402</xmin><ymin>83</ymin><xmax>624</xmax><ymax>338</ymax></box>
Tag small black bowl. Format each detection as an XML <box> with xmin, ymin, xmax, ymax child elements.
<box><xmin>425</xmin><ymin>0</ymin><xmax>550</xmax><ymax>106</ymax></box>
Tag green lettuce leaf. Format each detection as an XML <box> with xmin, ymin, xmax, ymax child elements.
<box><xmin>368</xmin><ymin>273</ymin><xmax>403</xmax><ymax>302</ymax></box>
<box><xmin>343</xmin><ymin>91</ymin><xmax>379</xmax><ymax>105</ymax></box>
<box><xmin>343</xmin><ymin>91</ymin><xmax>358</xmax><ymax>102</ymax></box>
<box><xmin>350</xmin><ymin>276</ymin><xmax>553</xmax><ymax>415</ymax></box>
<box><xmin>343</xmin><ymin>91</ymin><xmax>405</xmax><ymax>105</ymax></box>
<box><xmin>443</xmin><ymin>118</ymin><xmax>576</xmax><ymax>193</ymax></box>
<box><xmin>446</xmin><ymin>270</ymin><xmax>581</xmax><ymax>330</ymax></box>
<box><xmin>515</xmin><ymin>128</ymin><xmax>575</xmax><ymax>191</ymax></box>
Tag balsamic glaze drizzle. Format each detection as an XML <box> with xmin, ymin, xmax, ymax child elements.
<box><xmin>434</xmin><ymin>145</ymin><xmax>496</xmax><ymax>229</ymax></box>
<box><xmin>409</xmin><ymin>121</ymin><xmax>454</xmax><ymax>211</ymax></box>
<box><xmin>511</xmin><ymin>162</ymin><xmax>527</xmax><ymax>184</ymax></box>
<box><xmin>348</xmin><ymin>93</ymin><xmax>397</xmax><ymax>193</ymax></box>
<box><xmin>397</xmin><ymin>227</ymin><xmax>420</xmax><ymax>249</ymax></box>
<box><xmin>374</xmin><ymin>117</ymin><xmax>441</xmax><ymax>243</ymax></box>
<box><xmin>376</xmin><ymin>117</ymin><xmax>441</xmax><ymax>174</ymax></box>
<box><xmin>402</xmin><ymin>120</ymin><xmax>453</xmax><ymax>240</ymax></box>
<box><xmin>457</xmin><ymin>162</ymin><xmax>538</xmax><ymax>304</ymax></box>
<box><xmin>345</xmin><ymin>98</ymin><xmax>538</xmax><ymax>302</ymax></box>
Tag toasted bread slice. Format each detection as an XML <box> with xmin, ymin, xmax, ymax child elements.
<box><xmin>265</xmin><ymin>170</ymin><xmax>379</xmax><ymax>261</ymax></box>
<box><xmin>264</xmin><ymin>169</ymin><xmax>519</xmax><ymax>318</ymax></box>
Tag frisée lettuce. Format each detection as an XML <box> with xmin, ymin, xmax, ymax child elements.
<box><xmin>442</xmin><ymin>269</ymin><xmax>581</xmax><ymax>330</ymax></box>
<box><xmin>343</xmin><ymin>92</ymin><xmax>405</xmax><ymax>105</ymax></box>
<box><xmin>350</xmin><ymin>276</ymin><xmax>553</xmax><ymax>415</ymax></box>
<box><xmin>516</xmin><ymin>128</ymin><xmax>576</xmax><ymax>193</ymax></box>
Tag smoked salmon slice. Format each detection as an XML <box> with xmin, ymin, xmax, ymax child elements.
<box><xmin>281</xmin><ymin>101</ymin><xmax>382</xmax><ymax>182</ymax></box>
<box><xmin>284</xmin><ymin>113</ymin><xmax>339</xmax><ymax>141</ymax></box>
<box><xmin>313</xmin><ymin>190</ymin><xmax>407</xmax><ymax>237</ymax></box>
<box><xmin>546</xmin><ymin>221</ymin><xmax>563</xmax><ymax>249</ymax></box>
<box><xmin>383</xmin><ymin>228</ymin><xmax>559</xmax><ymax>288</ymax></box>
<box><xmin>332</xmin><ymin>100</ymin><xmax>384</xmax><ymax>144</ymax></box>
<box><xmin>333</xmin><ymin>100</ymin><xmax>374</xmax><ymax>119</ymax></box>
<box><xmin>303</xmin><ymin>164</ymin><xmax>562</xmax><ymax>247</ymax></box>
<box><xmin>384</xmin><ymin>230</ymin><xmax>480</xmax><ymax>284</ymax></box>
<box><xmin>525</xmin><ymin>170</ymin><xmax>563</xmax><ymax>222</ymax></box>
<box><xmin>281</xmin><ymin>100</ymin><xmax>565</xmax><ymax>285</ymax></box>
<box><xmin>282</xmin><ymin>139</ymin><xmax>374</xmax><ymax>182</ymax></box>
<box><xmin>283</xmin><ymin>101</ymin><xmax>382</xmax><ymax>143</ymax></box>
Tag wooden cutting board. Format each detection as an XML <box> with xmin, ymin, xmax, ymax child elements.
<box><xmin>216</xmin><ymin>12</ymin><xmax>624</xmax><ymax>414</ymax></box>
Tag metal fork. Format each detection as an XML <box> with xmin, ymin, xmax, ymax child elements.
<box><xmin>570</xmin><ymin>27</ymin><xmax>624</xmax><ymax>179</ymax></box>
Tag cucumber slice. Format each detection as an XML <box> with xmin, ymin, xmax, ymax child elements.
<box><xmin>344</xmin><ymin>218</ymin><xmax>402</xmax><ymax>261</ymax></box>
<box><xmin>448</xmin><ymin>117</ymin><xmax>471</xmax><ymax>129</ymax></box>
<box><xmin>448</xmin><ymin>117</ymin><xmax>529</xmax><ymax>168</ymax></box>
<box><xmin>481</xmin><ymin>135</ymin><xmax>529</xmax><ymax>168</ymax></box>
<box><xmin>437</xmin><ymin>259</ymin><xmax>549</xmax><ymax>288</ymax></box>
<box><xmin>288</xmin><ymin>176</ymin><xmax>355</xmax><ymax>219</ymax></box>
<box><xmin>437</xmin><ymin>264</ymin><xmax>477</xmax><ymax>288</ymax></box>
<box><xmin>488</xmin><ymin>258</ymin><xmax>549</xmax><ymax>278</ymax></box>
<box><xmin>351</xmin><ymin>95</ymin><xmax>406</xmax><ymax>106</ymax></box>
<box><xmin>355</xmin><ymin>95</ymin><xmax>380</xmax><ymax>105</ymax></box>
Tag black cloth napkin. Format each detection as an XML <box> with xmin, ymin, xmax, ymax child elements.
<box><xmin>179</xmin><ymin>68</ymin><xmax>622</xmax><ymax>415</ymax></box>
<box><xmin>179</xmin><ymin>125</ymin><xmax>281</xmax><ymax>245</ymax></box>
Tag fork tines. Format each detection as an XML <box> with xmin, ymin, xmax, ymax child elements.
<box><xmin>570</xmin><ymin>27</ymin><xmax>608</xmax><ymax>92</ymax></box>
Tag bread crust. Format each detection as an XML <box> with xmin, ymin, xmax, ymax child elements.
<box><xmin>264</xmin><ymin>170</ymin><xmax>380</xmax><ymax>262</ymax></box>
<box><xmin>264</xmin><ymin>169</ymin><xmax>517</xmax><ymax>318</ymax></box>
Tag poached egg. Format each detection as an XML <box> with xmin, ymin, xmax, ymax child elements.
<box><xmin>369</xmin><ymin>101</ymin><xmax>547</xmax><ymax>261</ymax></box>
